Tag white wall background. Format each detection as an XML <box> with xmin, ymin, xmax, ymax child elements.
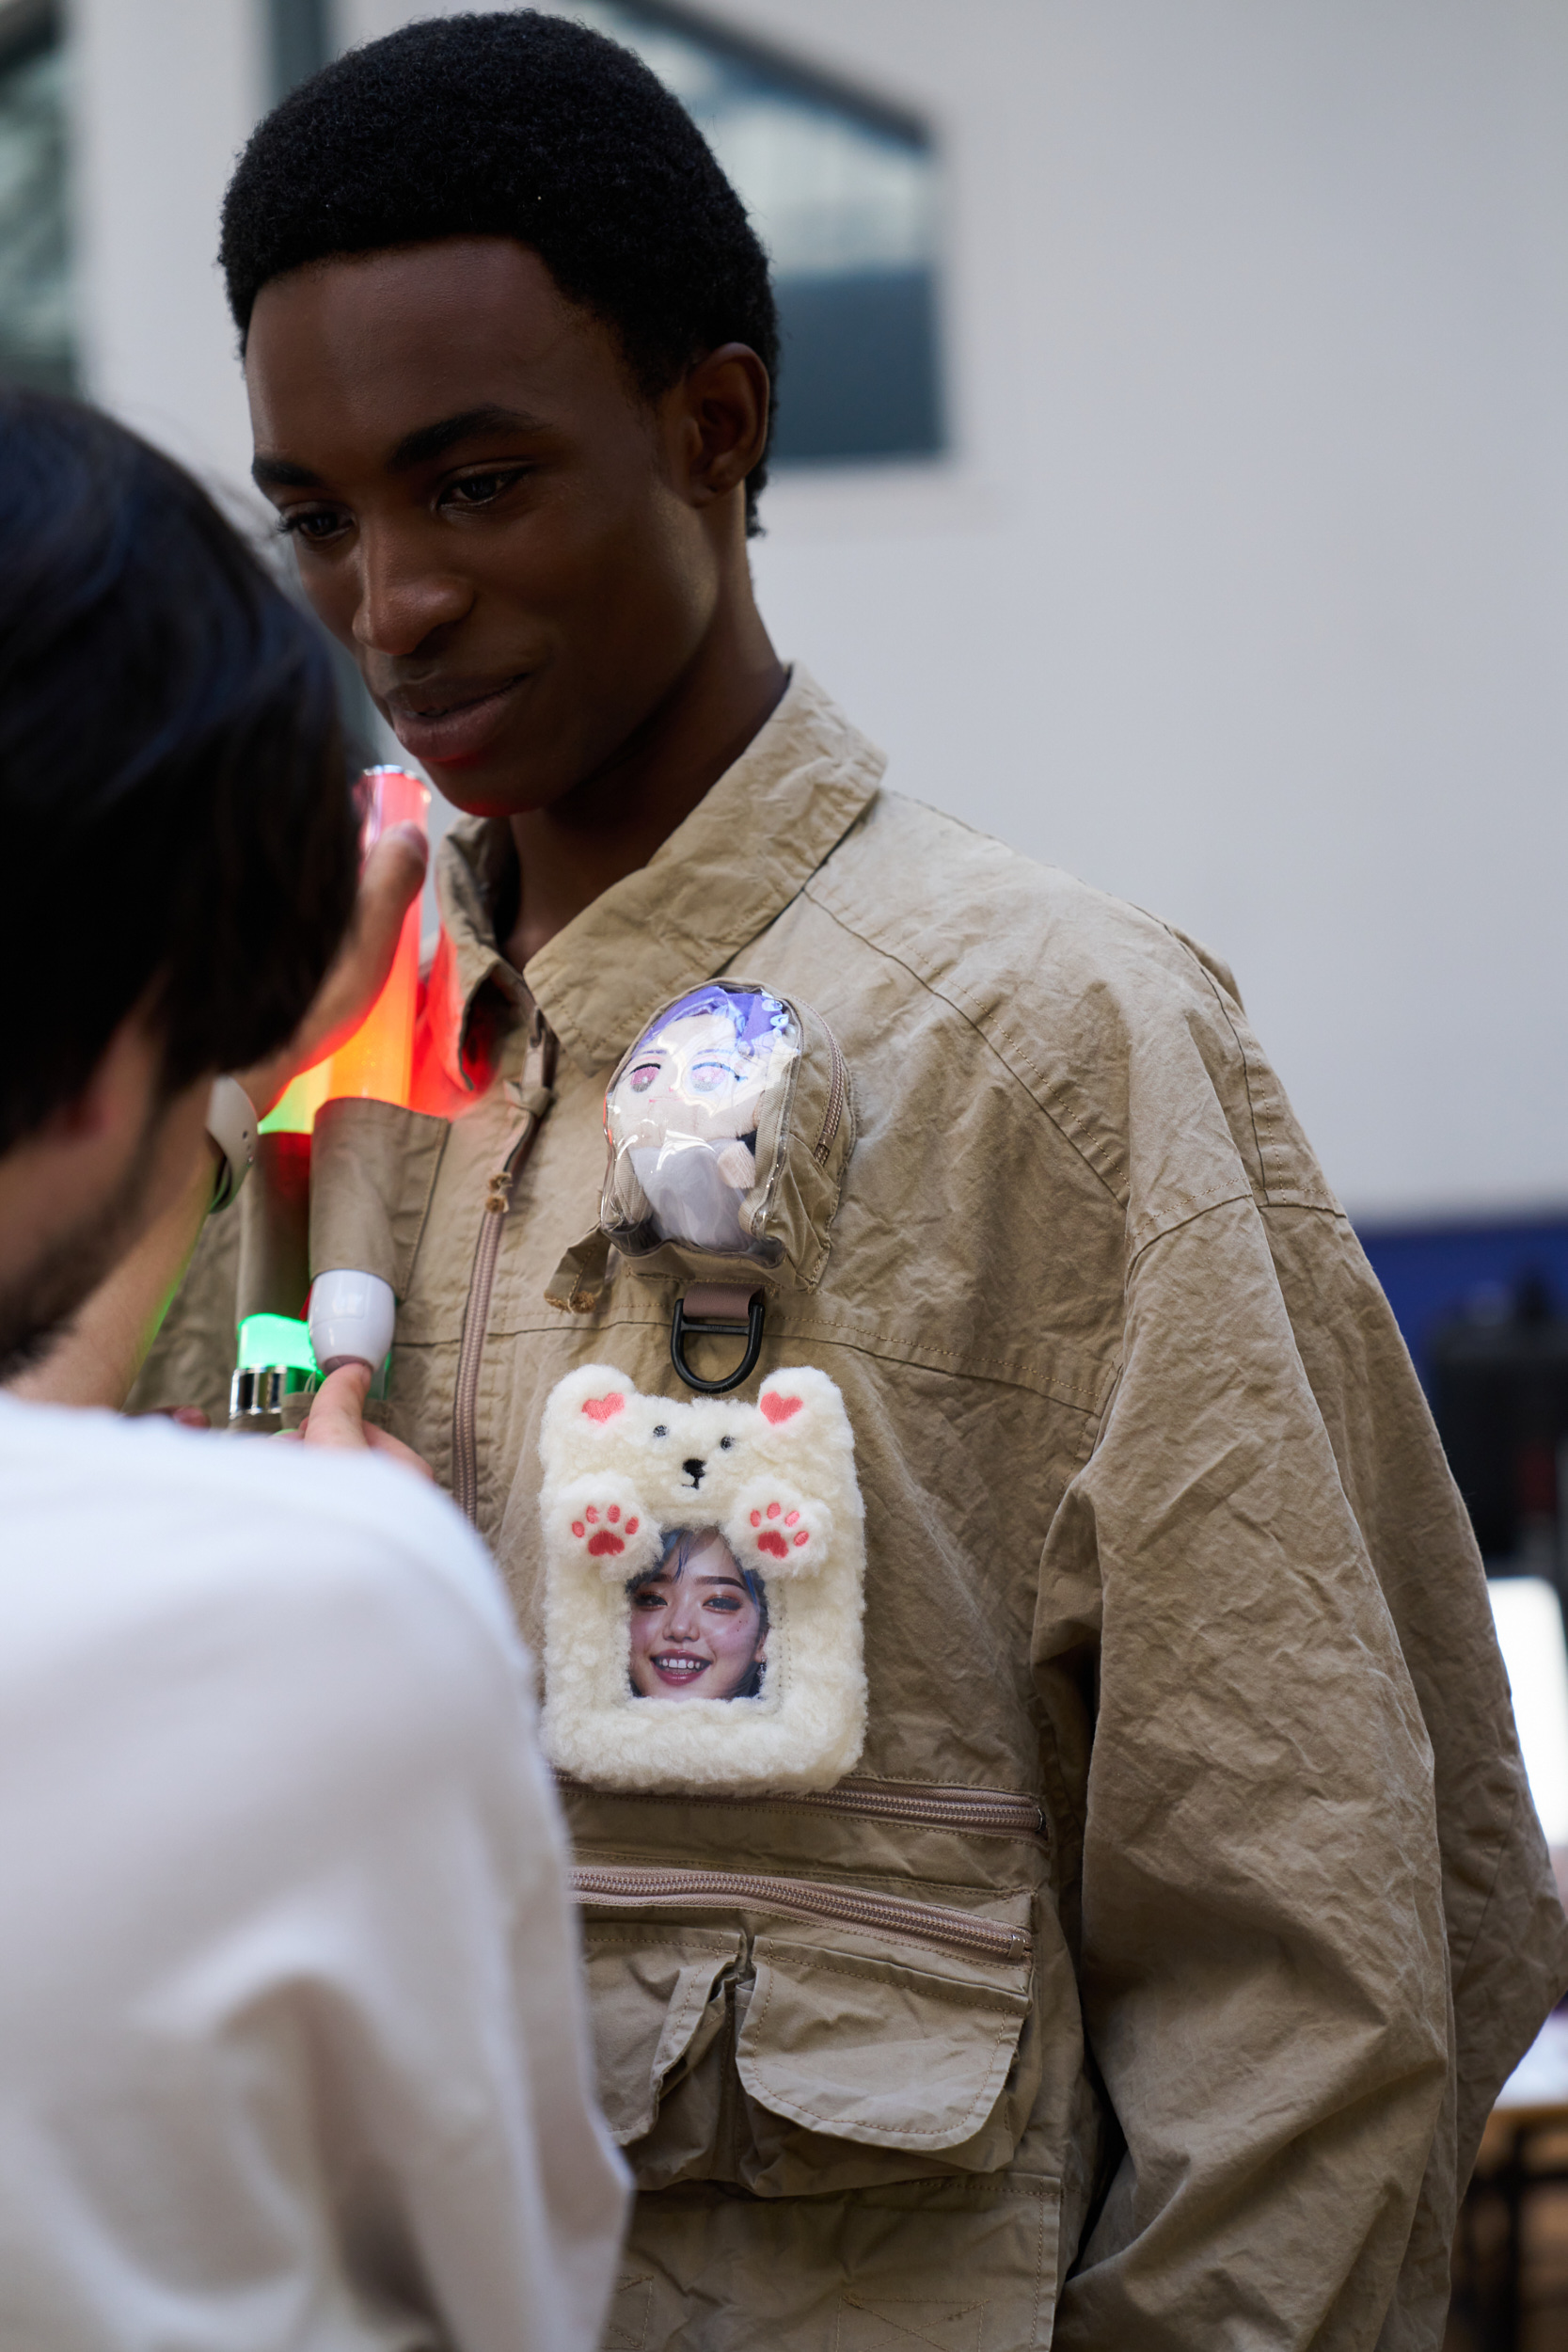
<box><xmin>68</xmin><ymin>0</ymin><xmax>1568</xmax><ymax>1219</ymax></box>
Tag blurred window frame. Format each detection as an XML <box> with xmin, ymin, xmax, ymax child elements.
<box><xmin>0</xmin><ymin>0</ymin><xmax>72</xmax><ymax>394</ymax></box>
<box><xmin>574</xmin><ymin>0</ymin><xmax>947</xmax><ymax>471</ymax></box>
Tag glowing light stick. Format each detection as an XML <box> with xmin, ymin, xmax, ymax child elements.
<box><xmin>306</xmin><ymin>766</ymin><xmax>430</xmax><ymax>1374</ymax></box>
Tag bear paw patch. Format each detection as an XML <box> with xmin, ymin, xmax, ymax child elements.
<box><xmin>727</xmin><ymin>1481</ymin><xmax>832</xmax><ymax>1576</ymax></box>
<box><xmin>546</xmin><ymin>1475</ymin><xmax>662</xmax><ymax>1579</ymax></box>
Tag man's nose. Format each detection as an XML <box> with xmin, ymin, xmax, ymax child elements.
<box><xmin>683</xmin><ymin>1457</ymin><xmax>705</xmax><ymax>1486</ymax></box>
<box><xmin>351</xmin><ymin>526</ymin><xmax>472</xmax><ymax>659</ymax></box>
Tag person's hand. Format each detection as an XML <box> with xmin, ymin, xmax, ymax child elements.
<box><xmin>237</xmin><ymin>822</ymin><xmax>429</xmax><ymax>1119</ymax></box>
<box><xmin>293</xmin><ymin>1361</ymin><xmax>434</xmax><ymax>1479</ymax></box>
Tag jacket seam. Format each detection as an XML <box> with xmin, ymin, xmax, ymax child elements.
<box><xmin>1124</xmin><ymin>1189</ymin><xmax>1259</xmax><ymax>1279</ymax></box>
<box><xmin>1122</xmin><ymin>1185</ymin><xmax>1349</xmax><ymax>1279</ymax></box>
<box><xmin>571</xmin><ymin>1307</ymin><xmax>1111</xmax><ymax>1417</ymax></box>
<box><xmin>1164</xmin><ymin>922</ymin><xmax>1271</xmax><ymax>1203</ymax></box>
<box><xmin>800</xmin><ymin>885</ymin><xmax>1127</xmax><ymax>1214</ymax></box>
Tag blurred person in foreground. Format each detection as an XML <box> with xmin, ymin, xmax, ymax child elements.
<box><xmin>0</xmin><ymin>387</ymin><xmax>626</xmax><ymax>2351</ymax></box>
<box><xmin>131</xmin><ymin>13</ymin><xmax>1568</xmax><ymax>2348</ymax></box>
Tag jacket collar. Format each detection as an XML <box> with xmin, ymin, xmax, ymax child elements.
<box><xmin>430</xmin><ymin>667</ymin><xmax>883</xmax><ymax>1088</ymax></box>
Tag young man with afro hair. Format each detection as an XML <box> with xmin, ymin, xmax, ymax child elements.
<box><xmin>136</xmin><ymin>12</ymin><xmax>1568</xmax><ymax>2346</ymax></box>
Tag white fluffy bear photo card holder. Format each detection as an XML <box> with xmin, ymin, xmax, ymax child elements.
<box><xmin>539</xmin><ymin>1363</ymin><xmax>867</xmax><ymax>1793</ymax></box>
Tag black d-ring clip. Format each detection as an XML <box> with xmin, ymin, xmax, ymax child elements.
<box><xmin>671</xmin><ymin>1283</ymin><xmax>765</xmax><ymax>1395</ymax></box>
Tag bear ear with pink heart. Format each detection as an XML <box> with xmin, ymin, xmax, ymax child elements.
<box><xmin>536</xmin><ymin>1360</ymin><xmax>867</xmax><ymax>1793</ymax></box>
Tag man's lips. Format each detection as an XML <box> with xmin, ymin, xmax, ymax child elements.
<box><xmin>385</xmin><ymin>672</ymin><xmax>530</xmax><ymax>767</ymax></box>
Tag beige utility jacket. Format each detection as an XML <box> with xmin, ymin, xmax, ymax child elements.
<box><xmin>141</xmin><ymin>671</ymin><xmax>1568</xmax><ymax>2350</ymax></box>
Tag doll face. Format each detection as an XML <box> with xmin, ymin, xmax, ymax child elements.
<box><xmin>610</xmin><ymin>1010</ymin><xmax>776</xmax><ymax>1150</ymax></box>
<box><xmin>627</xmin><ymin>1529</ymin><xmax>768</xmax><ymax>1701</ymax></box>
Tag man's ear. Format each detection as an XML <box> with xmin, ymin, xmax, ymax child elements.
<box><xmin>672</xmin><ymin>342</ymin><xmax>770</xmax><ymax>509</ymax></box>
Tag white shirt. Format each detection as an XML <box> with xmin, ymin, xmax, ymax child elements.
<box><xmin>0</xmin><ymin>1397</ymin><xmax>627</xmax><ymax>2351</ymax></box>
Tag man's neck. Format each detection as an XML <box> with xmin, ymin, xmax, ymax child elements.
<box><xmin>502</xmin><ymin>600</ymin><xmax>787</xmax><ymax>973</ymax></box>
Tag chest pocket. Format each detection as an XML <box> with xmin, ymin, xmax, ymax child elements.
<box><xmin>577</xmin><ymin>1865</ymin><xmax>1037</xmax><ymax>2197</ymax></box>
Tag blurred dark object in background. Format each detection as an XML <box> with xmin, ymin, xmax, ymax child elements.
<box><xmin>1433</xmin><ymin>1274</ymin><xmax>1568</xmax><ymax>1581</ymax></box>
<box><xmin>1446</xmin><ymin>2106</ymin><xmax>1568</xmax><ymax>2350</ymax></box>
<box><xmin>1363</xmin><ymin>1222</ymin><xmax>1568</xmax><ymax>2346</ymax></box>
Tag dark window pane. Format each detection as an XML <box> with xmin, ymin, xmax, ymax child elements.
<box><xmin>576</xmin><ymin>0</ymin><xmax>944</xmax><ymax>469</ymax></box>
<box><xmin>0</xmin><ymin>14</ymin><xmax>71</xmax><ymax>392</ymax></box>
<box><xmin>269</xmin><ymin>0</ymin><xmax>332</xmax><ymax>103</ymax></box>
<box><xmin>773</xmin><ymin>267</ymin><xmax>942</xmax><ymax>463</ymax></box>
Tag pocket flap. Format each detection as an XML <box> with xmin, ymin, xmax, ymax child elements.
<box><xmin>736</xmin><ymin>1934</ymin><xmax>1030</xmax><ymax>2153</ymax></box>
<box><xmin>582</xmin><ymin>1927</ymin><xmax>740</xmax><ymax>2144</ymax></box>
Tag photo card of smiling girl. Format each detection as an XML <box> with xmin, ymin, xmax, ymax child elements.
<box><xmin>538</xmin><ymin>1362</ymin><xmax>867</xmax><ymax>1793</ymax></box>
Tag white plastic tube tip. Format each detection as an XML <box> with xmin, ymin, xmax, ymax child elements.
<box><xmin>309</xmin><ymin>1268</ymin><xmax>396</xmax><ymax>1375</ymax></box>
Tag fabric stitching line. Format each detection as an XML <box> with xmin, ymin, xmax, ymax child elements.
<box><xmin>519</xmin><ymin>1300</ymin><xmax>1112</xmax><ymax>1418</ymax></box>
<box><xmin>1030</xmin><ymin>2161</ymin><xmax>1051</xmax><ymax>2349</ymax></box>
<box><xmin>602</xmin><ymin>2272</ymin><xmax>654</xmax><ymax>2352</ymax></box>
<box><xmin>838</xmin><ymin>2294</ymin><xmax>988</xmax><ymax>2352</ymax></box>
<box><xmin>754</xmin><ymin>1953</ymin><xmax>1026</xmax><ymax>2014</ymax></box>
<box><xmin>800</xmin><ymin>886</ymin><xmax>1125</xmax><ymax>1211</ymax></box>
<box><xmin>1124</xmin><ymin>1189</ymin><xmax>1258</xmax><ymax>1280</ymax></box>
<box><xmin>1172</xmin><ymin>929</ymin><xmax>1271</xmax><ymax>1202</ymax></box>
<box><xmin>582</xmin><ymin>1929</ymin><xmax>740</xmax><ymax>1954</ymax></box>
<box><xmin>571</xmin><ymin>1844</ymin><xmax>1034</xmax><ymax>1919</ymax></box>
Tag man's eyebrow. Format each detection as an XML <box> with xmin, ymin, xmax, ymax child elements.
<box><xmin>388</xmin><ymin>405</ymin><xmax>547</xmax><ymax>470</ymax></box>
<box><xmin>251</xmin><ymin>453</ymin><xmax>321</xmax><ymax>491</ymax></box>
<box><xmin>248</xmin><ymin>406</ymin><xmax>547</xmax><ymax>495</ymax></box>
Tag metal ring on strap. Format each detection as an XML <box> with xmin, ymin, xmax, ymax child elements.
<box><xmin>670</xmin><ymin>1284</ymin><xmax>765</xmax><ymax>1395</ymax></box>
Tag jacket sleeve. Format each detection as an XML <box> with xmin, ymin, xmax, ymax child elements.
<box><xmin>1047</xmin><ymin>1190</ymin><xmax>1452</xmax><ymax>2351</ymax></box>
<box><xmin>1262</xmin><ymin>1204</ymin><xmax>1568</xmax><ymax>2346</ymax></box>
<box><xmin>126</xmin><ymin>1198</ymin><xmax>242</xmax><ymax>1425</ymax></box>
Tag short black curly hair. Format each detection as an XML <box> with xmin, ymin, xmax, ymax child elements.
<box><xmin>219</xmin><ymin>9</ymin><xmax>778</xmax><ymax>532</ymax></box>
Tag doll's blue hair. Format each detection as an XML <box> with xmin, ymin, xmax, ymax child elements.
<box><xmin>645</xmin><ymin>984</ymin><xmax>791</xmax><ymax>1057</ymax></box>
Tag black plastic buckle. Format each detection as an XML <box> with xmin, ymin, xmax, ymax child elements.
<box><xmin>670</xmin><ymin>1288</ymin><xmax>765</xmax><ymax>1395</ymax></box>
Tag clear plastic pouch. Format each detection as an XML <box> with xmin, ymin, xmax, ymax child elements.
<box><xmin>601</xmin><ymin>984</ymin><xmax>801</xmax><ymax>1266</ymax></box>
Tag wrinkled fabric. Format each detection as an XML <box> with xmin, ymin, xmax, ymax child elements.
<box><xmin>139</xmin><ymin>670</ymin><xmax>1568</xmax><ymax>2349</ymax></box>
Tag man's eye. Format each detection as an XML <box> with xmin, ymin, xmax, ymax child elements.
<box><xmin>443</xmin><ymin>469</ymin><xmax>528</xmax><ymax>510</ymax></box>
<box><xmin>277</xmin><ymin>507</ymin><xmax>348</xmax><ymax>544</ymax></box>
<box><xmin>632</xmin><ymin>1591</ymin><xmax>665</xmax><ymax>1610</ymax></box>
<box><xmin>628</xmin><ymin>1064</ymin><xmax>660</xmax><ymax>1093</ymax></box>
<box><xmin>705</xmin><ymin>1594</ymin><xmax>742</xmax><ymax>1613</ymax></box>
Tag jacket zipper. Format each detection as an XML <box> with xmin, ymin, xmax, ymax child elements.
<box><xmin>555</xmin><ymin>1772</ymin><xmax>1046</xmax><ymax>1847</ymax></box>
<box><xmin>571</xmin><ymin>1862</ymin><xmax>1029</xmax><ymax>1965</ymax></box>
<box><xmin>451</xmin><ymin>1011</ymin><xmax>556</xmax><ymax>1525</ymax></box>
<box><xmin>788</xmin><ymin>1777</ymin><xmax>1045</xmax><ymax>1844</ymax></box>
<box><xmin>812</xmin><ymin>1022</ymin><xmax>847</xmax><ymax>1166</ymax></box>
